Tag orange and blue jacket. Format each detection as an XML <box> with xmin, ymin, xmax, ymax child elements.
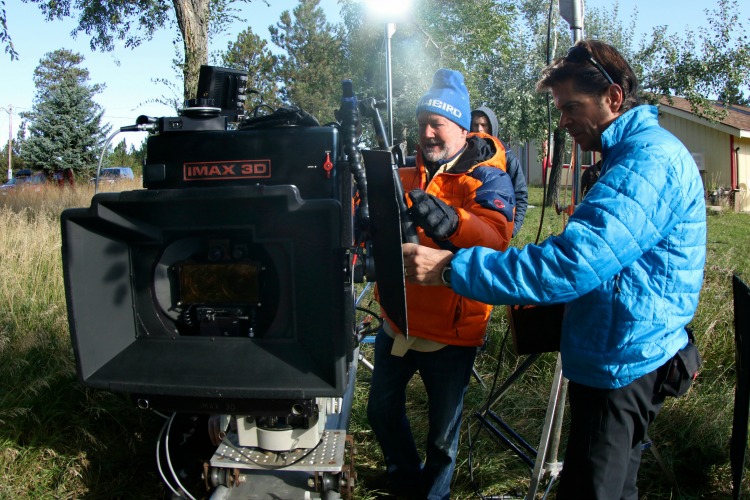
<box><xmin>382</xmin><ymin>132</ymin><xmax>516</xmax><ymax>346</ymax></box>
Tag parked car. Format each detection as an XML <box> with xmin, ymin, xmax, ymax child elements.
<box><xmin>90</xmin><ymin>167</ymin><xmax>135</xmax><ymax>184</ymax></box>
<box><xmin>0</xmin><ymin>172</ymin><xmax>49</xmax><ymax>194</ymax></box>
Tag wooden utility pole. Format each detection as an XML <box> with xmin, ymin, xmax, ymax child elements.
<box><xmin>1</xmin><ymin>105</ymin><xmax>11</xmax><ymax>180</ymax></box>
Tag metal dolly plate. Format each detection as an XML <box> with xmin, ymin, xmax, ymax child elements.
<box><xmin>210</xmin><ymin>429</ymin><xmax>347</xmax><ymax>472</ymax></box>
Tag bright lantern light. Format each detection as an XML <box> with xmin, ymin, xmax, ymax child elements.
<box><xmin>364</xmin><ymin>0</ymin><xmax>412</xmax><ymax>21</ymax></box>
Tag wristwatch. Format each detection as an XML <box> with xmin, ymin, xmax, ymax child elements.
<box><xmin>441</xmin><ymin>265</ymin><xmax>452</xmax><ymax>288</ymax></box>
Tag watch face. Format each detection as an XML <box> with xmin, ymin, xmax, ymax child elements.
<box><xmin>442</xmin><ymin>265</ymin><xmax>452</xmax><ymax>287</ymax></box>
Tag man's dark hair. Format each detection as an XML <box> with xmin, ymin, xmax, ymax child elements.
<box><xmin>536</xmin><ymin>39</ymin><xmax>640</xmax><ymax>112</ymax></box>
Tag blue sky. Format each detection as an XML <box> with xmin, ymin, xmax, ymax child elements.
<box><xmin>0</xmin><ymin>0</ymin><xmax>748</xmax><ymax>150</ymax></box>
<box><xmin>0</xmin><ymin>0</ymin><xmax>342</xmax><ymax>149</ymax></box>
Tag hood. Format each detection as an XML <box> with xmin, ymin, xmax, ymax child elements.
<box><xmin>472</xmin><ymin>106</ymin><xmax>499</xmax><ymax>137</ymax></box>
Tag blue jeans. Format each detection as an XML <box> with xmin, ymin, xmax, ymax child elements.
<box><xmin>367</xmin><ymin>329</ymin><xmax>477</xmax><ymax>500</ymax></box>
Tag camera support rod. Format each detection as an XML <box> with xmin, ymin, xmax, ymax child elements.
<box><xmin>525</xmin><ymin>2</ymin><xmax>584</xmax><ymax>497</ymax></box>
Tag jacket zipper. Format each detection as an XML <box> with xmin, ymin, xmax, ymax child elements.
<box><xmin>611</xmin><ymin>273</ymin><xmax>621</xmax><ymax>338</ymax></box>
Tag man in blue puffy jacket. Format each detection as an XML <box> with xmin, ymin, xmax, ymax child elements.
<box><xmin>402</xmin><ymin>39</ymin><xmax>706</xmax><ymax>499</ymax></box>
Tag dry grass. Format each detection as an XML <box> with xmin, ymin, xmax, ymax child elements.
<box><xmin>0</xmin><ymin>181</ymin><xmax>163</xmax><ymax>499</ymax></box>
<box><xmin>1</xmin><ymin>185</ymin><xmax>748</xmax><ymax>499</ymax></box>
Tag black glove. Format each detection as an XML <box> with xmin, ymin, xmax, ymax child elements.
<box><xmin>408</xmin><ymin>189</ymin><xmax>459</xmax><ymax>240</ymax></box>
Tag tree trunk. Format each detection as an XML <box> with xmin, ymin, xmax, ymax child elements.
<box><xmin>173</xmin><ymin>0</ymin><xmax>210</xmax><ymax>102</ymax></box>
<box><xmin>544</xmin><ymin>128</ymin><xmax>566</xmax><ymax>207</ymax></box>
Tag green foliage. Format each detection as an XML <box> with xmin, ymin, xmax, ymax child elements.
<box><xmin>19</xmin><ymin>49</ymin><xmax>109</xmax><ymax>177</ymax></box>
<box><xmin>104</xmin><ymin>140</ymin><xmax>146</xmax><ymax>177</ymax></box>
<box><xmin>31</xmin><ymin>48</ymin><xmax>105</xmax><ymax>103</ymax></box>
<box><xmin>0</xmin><ymin>0</ymin><xmax>16</xmax><ymax>60</ymax></box>
<box><xmin>26</xmin><ymin>0</ymin><xmax>171</xmax><ymax>52</ymax></box>
<box><xmin>338</xmin><ymin>0</ymin><xmax>518</xmax><ymax>150</ymax></box>
<box><xmin>635</xmin><ymin>0</ymin><xmax>750</xmax><ymax>119</ymax></box>
<box><xmin>269</xmin><ymin>0</ymin><xmax>346</xmax><ymax>124</ymax></box>
<box><xmin>475</xmin><ymin>0</ymin><xmax>567</xmax><ymax>145</ymax></box>
<box><xmin>584</xmin><ymin>1</ymin><xmax>638</xmax><ymax>60</ymax></box>
<box><xmin>219</xmin><ymin>26</ymin><xmax>282</xmax><ymax>112</ymax></box>
<box><xmin>0</xmin><ymin>202</ymin><xmax>165</xmax><ymax>498</ymax></box>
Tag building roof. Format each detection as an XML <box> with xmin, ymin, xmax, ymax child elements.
<box><xmin>658</xmin><ymin>95</ymin><xmax>750</xmax><ymax>137</ymax></box>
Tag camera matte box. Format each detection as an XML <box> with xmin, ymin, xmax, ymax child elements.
<box><xmin>61</xmin><ymin>126</ymin><xmax>355</xmax><ymax>412</ymax></box>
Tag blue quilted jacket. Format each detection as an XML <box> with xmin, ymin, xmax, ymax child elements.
<box><xmin>451</xmin><ymin>105</ymin><xmax>706</xmax><ymax>389</ymax></box>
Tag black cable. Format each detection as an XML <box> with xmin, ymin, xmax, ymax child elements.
<box><xmin>469</xmin><ymin>2</ymin><xmax>559</xmax><ymax>497</ymax></box>
<box><xmin>356</xmin><ymin>305</ymin><xmax>383</xmax><ymax>339</ymax></box>
<box><xmin>249</xmin><ymin>103</ymin><xmax>275</xmax><ymax>118</ymax></box>
<box><xmin>535</xmin><ymin>0</ymin><xmax>556</xmax><ymax>248</ymax></box>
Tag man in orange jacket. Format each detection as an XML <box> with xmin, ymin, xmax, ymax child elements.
<box><xmin>367</xmin><ymin>68</ymin><xmax>516</xmax><ymax>500</ymax></box>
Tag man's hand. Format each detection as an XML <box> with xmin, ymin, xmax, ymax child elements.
<box><xmin>408</xmin><ymin>189</ymin><xmax>459</xmax><ymax>240</ymax></box>
<box><xmin>402</xmin><ymin>243</ymin><xmax>454</xmax><ymax>286</ymax></box>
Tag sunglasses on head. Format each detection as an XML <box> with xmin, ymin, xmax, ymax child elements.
<box><xmin>566</xmin><ymin>45</ymin><xmax>615</xmax><ymax>85</ymax></box>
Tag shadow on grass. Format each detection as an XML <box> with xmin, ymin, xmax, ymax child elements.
<box><xmin>0</xmin><ymin>339</ymin><xmax>168</xmax><ymax>498</ymax></box>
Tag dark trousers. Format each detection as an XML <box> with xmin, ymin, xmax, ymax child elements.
<box><xmin>367</xmin><ymin>329</ymin><xmax>477</xmax><ymax>500</ymax></box>
<box><xmin>556</xmin><ymin>364</ymin><xmax>667</xmax><ymax>500</ymax></box>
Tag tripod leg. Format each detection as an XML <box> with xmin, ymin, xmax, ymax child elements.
<box><xmin>483</xmin><ymin>354</ymin><xmax>541</xmax><ymax>413</ymax></box>
<box><xmin>472</xmin><ymin>365</ymin><xmax>486</xmax><ymax>389</ymax></box>
<box><xmin>527</xmin><ymin>354</ymin><xmax>566</xmax><ymax>500</ymax></box>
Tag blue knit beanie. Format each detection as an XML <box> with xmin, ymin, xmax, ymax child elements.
<box><xmin>416</xmin><ymin>69</ymin><xmax>471</xmax><ymax>131</ymax></box>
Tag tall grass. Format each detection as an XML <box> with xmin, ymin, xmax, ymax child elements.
<box><xmin>0</xmin><ymin>185</ymin><xmax>748</xmax><ymax>499</ymax></box>
<box><xmin>0</xmin><ymin>182</ymin><xmax>164</xmax><ymax>499</ymax></box>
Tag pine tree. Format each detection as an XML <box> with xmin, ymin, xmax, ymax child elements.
<box><xmin>269</xmin><ymin>0</ymin><xmax>346</xmax><ymax>124</ymax></box>
<box><xmin>220</xmin><ymin>27</ymin><xmax>282</xmax><ymax>114</ymax></box>
<box><xmin>20</xmin><ymin>49</ymin><xmax>109</xmax><ymax>178</ymax></box>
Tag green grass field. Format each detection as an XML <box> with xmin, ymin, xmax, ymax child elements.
<box><xmin>1</xmin><ymin>185</ymin><xmax>748</xmax><ymax>499</ymax></box>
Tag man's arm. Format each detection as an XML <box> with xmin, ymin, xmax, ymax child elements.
<box><xmin>448</xmin><ymin>149</ymin><xmax>692</xmax><ymax>305</ymax></box>
<box><xmin>403</xmin><ymin>243</ymin><xmax>453</xmax><ymax>286</ymax></box>
<box><xmin>504</xmin><ymin>146</ymin><xmax>528</xmax><ymax>236</ymax></box>
<box><xmin>449</xmin><ymin>166</ymin><xmax>516</xmax><ymax>250</ymax></box>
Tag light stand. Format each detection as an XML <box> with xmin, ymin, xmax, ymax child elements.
<box><xmin>560</xmin><ymin>0</ymin><xmax>584</xmax><ymax>204</ymax></box>
<box><xmin>385</xmin><ymin>22</ymin><xmax>396</xmax><ymax>148</ymax></box>
<box><xmin>472</xmin><ymin>2</ymin><xmax>584</xmax><ymax>498</ymax></box>
<box><xmin>366</xmin><ymin>0</ymin><xmax>411</xmax><ymax>148</ymax></box>
<box><xmin>521</xmin><ymin>3</ymin><xmax>584</xmax><ymax>495</ymax></box>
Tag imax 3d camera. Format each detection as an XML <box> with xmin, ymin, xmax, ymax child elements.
<box><xmin>61</xmin><ymin>66</ymin><xmax>410</xmax><ymax>499</ymax></box>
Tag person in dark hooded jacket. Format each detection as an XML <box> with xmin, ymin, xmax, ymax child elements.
<box><xmin>471</xmin><ymin>106</ymin><xmax>529</xmax><ymax>237</ymax></box>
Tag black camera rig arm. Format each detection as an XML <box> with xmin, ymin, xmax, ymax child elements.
<box><xmin>344</xmin><ymin>83</ymin><xmax>418</xmax><ymax>244</ymax></box>
<box><xmin>339</xmin><ymin>80</ymin><xmax>370</xmax><ymax>233</ymax></box>
<box><xmin>357</xmin><ymin>97</ymin><xmax>389</xmax><ymax>151</ymax></box>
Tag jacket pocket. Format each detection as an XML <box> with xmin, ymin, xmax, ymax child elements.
<box><xmin>658</xmin><ymin>339</ymin><xmax>701</xmax><ymax>398</ymax></box>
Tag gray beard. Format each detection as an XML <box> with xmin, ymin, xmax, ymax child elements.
<box><xmin>422</xmin><ymin>146</ymin><xmax>449</xmax><ymax>163</ymax></box>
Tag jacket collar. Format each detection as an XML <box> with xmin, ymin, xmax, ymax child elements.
<box><xmin>601</xmin><ymin>105</ymin><xmax>659</xmax><ymax>159</ymax></box>
<box><xmin>416</xmin><ymin>133</ymin><xmax>507</xmax><ymax>177</ymax></box>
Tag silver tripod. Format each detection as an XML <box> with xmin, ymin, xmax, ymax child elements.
<box><xmin>526</xmin><ymin>354</ymin><xmax>567</xmax><ymax>499</ymax></box>
<box><xmin>474</xmin><ymin>352</ymin><xmax>567</xmax><ymax>499</ymax></box>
